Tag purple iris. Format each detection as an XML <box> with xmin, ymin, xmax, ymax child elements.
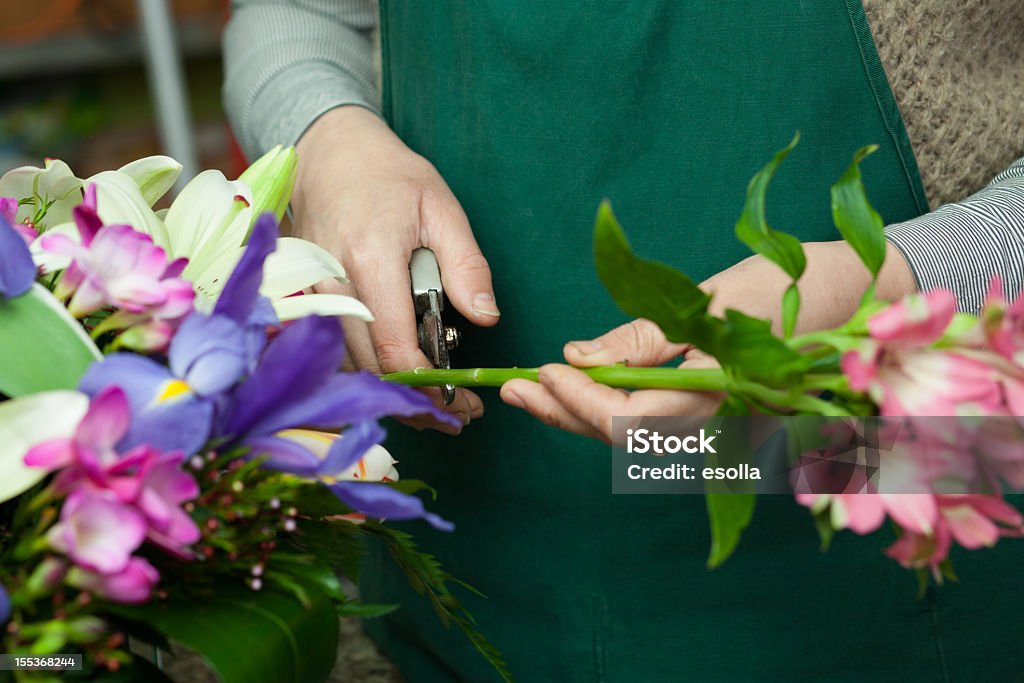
<box><xmin>77</xmin><ymin>215</ymin><xmax>280</xmax><ymax>454</ymax></box>
<box><xmin>0</xmin><ymin>208</ymin><xmax>36</xmax><ymax>299</ymax></box>
<box><xmin>0</xmin><ymin>582</ymin><xmax>10</xmax><ymax>624</ymax></box>
<box><xmin>82</xmin><ymin>213</ymin><xmax>460</xmax><ymax>530</ymax></box>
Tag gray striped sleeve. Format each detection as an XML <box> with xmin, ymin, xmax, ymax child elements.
<box><xmin>222</xmin><ymin>0</ymin><xmax>379</xmax><ymax>161</ymax></box>
<box><xmin>885</xmin><ymin>156</ymin><xmax>1024</xmax><ymax>313</ymax></box>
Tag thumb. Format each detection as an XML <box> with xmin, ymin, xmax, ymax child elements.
<box><xmin>423</xmin><ymin>194</ymin><xmax>500</xmax><ymax>328</ymax></box>
<box><xmin>564</xmin><ymin>318</ymin><xmax>690</xmax><ymax>367</ymax></box>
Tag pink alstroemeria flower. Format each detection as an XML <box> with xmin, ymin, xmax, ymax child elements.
<box><xmin>886</xmin><ymin>494</ymin><xmax>1024</xmax><ymax>579</ymax></box>
<box><xmin>842</xmin><ymin>290</ymin><xmax>1004</xmax><ymax>416</ymax></box>
<box><xmin>796</xmin><ymin>492</ymin><xmax>938</xmax><ymax>536</ymax></box>
<box><xmin>40</xmin><ymin>185</ymin><xmax>193</xmax><ymax>320</ymax></box>
<box><xmin>66</xmin><ymin>556</ymin><xmax>160</xmax><ymax>604</ymax></box>
<box><xmin>45</xmin><ymin>490</ymin><xmax>147</xmax><ymax>575</ymax></box>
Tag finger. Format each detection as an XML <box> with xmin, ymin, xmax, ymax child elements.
<box><xmin>420</xmin><ymin>190</ymin><xmax>500</xmax><ymax>328</ymax></box>
<box><xmin>348</xmin><ymin>246</ymin><xmax>434</xmax><ymax>374</ymax></box>
<box><xmin>313</xmin><ymin>278</ymin><xmax>381</xmax><ymax>373</ymax></box>
<box><xmin>540</xmin><ymin>366</ymin><xmax>724</xmax><ymax>444</ymax></box>
<box><xmin>563</xmin><ymin>318</ymin><xmax>689</xmax><ymax>368</ymax></box>
<box><xmin>534</xmin><ymin>364</ymin><xmax>632</xmax><ymax>440</ymax></box>
<box><xmin>500</xmin><ymin>379</ymin><xmax>605</xmax><ymax>441</ymax></box>
<box><xmin>396</xmin><ymin>386</ymin><xmax>484</xmax><ymax>434</ymax></box>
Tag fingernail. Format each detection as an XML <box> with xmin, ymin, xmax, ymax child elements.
<box><xmin>503</xmin><ymin>391</ymin><xmax>524</xmax><ymax>409</ymax></box>
<box><xmin>568</xmin><ymin>340</ymin><xmax>602</xmax><ymax>355</ymax></box>
<box><xmin>473</xmin><ymin>293</ymin><xmax>501</xmax><ymax>317</ymax></box>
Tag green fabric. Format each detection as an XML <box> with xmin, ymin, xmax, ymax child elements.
<box><xmin>362</xmin><ymin>2</ymin><xmax>1019</xmax><ymax>681</ymax></box>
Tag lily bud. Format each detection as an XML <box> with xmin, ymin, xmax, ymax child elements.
<box><xmin>238</xmin><ymin>145</ymin><xmax>298</xmax><ymax>232</ymax></box>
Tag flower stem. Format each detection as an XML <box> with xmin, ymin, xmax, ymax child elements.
<box><xmin>383</xmin><ymin>366</ymin><xmax>730</xmax><ymax>391</ymax></box>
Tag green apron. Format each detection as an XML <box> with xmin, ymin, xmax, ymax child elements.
<box><xmin>364</xmin><ymin>2</ymin><xmax>1022</xmax><ymax>681</ymax></box>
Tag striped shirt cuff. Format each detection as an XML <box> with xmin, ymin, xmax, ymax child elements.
<box><xmin>885</xmin><ymin>156</ymin><xmax>1024</xmax><ymax>313</ymax></box>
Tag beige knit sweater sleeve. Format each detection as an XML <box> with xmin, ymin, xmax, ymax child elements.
<box><xmin>864</xmin><ymin>0</ymin><xmax>1024</xmax><ymax>207</ymax></box>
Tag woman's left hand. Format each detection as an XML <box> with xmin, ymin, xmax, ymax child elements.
<box><xmin>500</xmin><ymin>318</ymin><xmax>723</xmax><ymax>443</ymax></box>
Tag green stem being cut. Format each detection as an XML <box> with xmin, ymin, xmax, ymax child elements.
<box><xmin>383</xmin><ymin>366</ymin><xmax>730</xmax><ymax>391</ymax></box>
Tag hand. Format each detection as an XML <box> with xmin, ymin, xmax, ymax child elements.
<box><xmin>499</xmin><ymin>319</ymin><xmax>724</xmax><ymax>443</ymax></box>
<box><xmin>293</xmin><ymin>106</ymin><xmax>500</xmax><ymax>433</ymax></box>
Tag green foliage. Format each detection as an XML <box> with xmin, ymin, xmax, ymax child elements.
<box><xmin>830</xmin><ymin>145</ymin><xmax>887</xmax><ymax>278</ymax></box>
<box><xmin>594</xmin><ymin>201</ymin><xmax>716</xmax><ymax>348</ymax></box>
<box><xmin>705</xmin><ymin>493</ymin><xmax>757</xmax><ymax>569</ymax></box>
<box><xmin>0</xmin><ymin>285</ymin><xmax>101</xmax><ymax>397</ymax></box>
<box><xmin>734</xmin><ymin>133</ymin><xmax>807</xmax><ymax>281</ymax></box>
<box><xmin>111</xmin><ymin>579</ymin><xmax>338</xmax><ymax>683</ymax></box>
<box><xmin>594</xmin><ymin>203</ymin><xmax>810</xmax><ymax>388</ymax></box>
<box><xmin>361</xmin><ymin>522</ymin><xmax>513</xmax><ymax>683</ymax></box>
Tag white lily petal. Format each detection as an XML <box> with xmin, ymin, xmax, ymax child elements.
<box><xmin>164</xmin><ymin>170</ymin><xmax>253</xmax><ymax>280</ymax></box>
<box><xmin>260</xmin><ymin>237</ymin><xmax>347</xmax><ymax>300</ymax></box>
<box><xmin>117</xmin><ymin>156</ymin><xmax>183</xmax><ymax>206</ymax></box>
<box><xmin>86</xmin><ymin>170</ymin><xmax>170</xmax><ymax>249</ymax></box>
<box><xmin>155</xmin><ymin>208</ymin><xmax>169</xmax><ymax>221</ymax></box>
<box><xmin>30</xmin><ymin>221</ymin><xmax>79</xmax><ymax>273</ymax></box>
<box><xmin>190</xmin><ymin>246</ymin><xmax>244</xmax><ymax>304</ymax></box>
<box><xmin>0</xmin><ymin>159</ymin><xmax>83</xmax><ymax>227</ymax></box>
<box><xmin>272</xmin><ymin>294</ymin><xmax>373</xmax><ymax>322</ymax></box>
<box><xmin>0</xmin><ymin>390</ymin><xmax>89</xmax><ymax>503</ymax></box>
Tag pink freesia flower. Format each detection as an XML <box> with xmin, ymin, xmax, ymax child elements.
<box><xmin>45</xmin><ymin>490</ymin><xmax>147</xmax><ymax>574</ymax></box>
<box><xmin>842</xmin><ymin>290</ymin><xmax>1005</xmax><ymax>416</ymax></box>
<box><xmin>0</xmin><ymin>197</ymin><xmax>36</xmax><ymax>245</ymax></box>
<box><xmin>39</xmin><ymin>184</ymin><xmax>193</xmax><ymax>319</ymax></box>
<box><xmin>66</xmin><ymin>557</ymin><xmax>160</xmax><ymax>604</ymax></box>
<box><xmin>131</xmin><ymin>452</ymin><xmax>201</xmax><ymax>556</ymax></box>
<box><xmin>25</xmin><ymin>386</ymin><xmax>201</xmax><ymax>558</ymax></box>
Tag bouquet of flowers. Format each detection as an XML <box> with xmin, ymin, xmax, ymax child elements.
<box><xmin>0</xmin><ymin>152</ymin><xmax>508</xmax><ymax>682</ymax></box>
<box><xmin>389</xmin><ymin>135</ymin><xmax>1024</xmax><ymax>588</ymax></box>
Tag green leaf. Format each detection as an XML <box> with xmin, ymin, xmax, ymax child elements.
<box><xmin>0</xmin><ymin>284</ymin><xmax>101</xmax><ymax>397</ymax></box>
<box><xmin>781</xmin><ymin>283</ymin><xmax>800</xmax><ymax>338</ymax></box>
<box><xmin>716</xmin><ymin>310</ymin><xmax>810</xmax><ymax>386</ymax></box>
<box><xmin>336</xmin><ymin>601</ymin><xmax>400</xmax><ymax>619</ymax></box>
<box><xmin>703</xmin><ymin>415</ymin><xmax>757</xmax><ymax>568</ymax></box>
<box><xmin>594</xmin><ymin>200</ymin><xmax>719</xmax><ymax>347</ymax></box>
<box><xmin>830</xmin><ymin>145</ymin><xmax>887</xmax><ymax>277</ymax></box>
<box><xmin>734</xmin><ymin>134</ymin><xmax>807</xmax><ymax>280</ymax></box>
<box><xmin>111</xmin><ymin>580</ymin><xmax>338</xmax><ymax>683</ymax></box>
<box><xmin>705</xmin><ymin>493</ymin><xmax>756</xmax><ymax>569</ymax></box>
<box><xmin>812</xmin><ymin>510</ymin><xmax>835</xmax><ymax>552</ymax></box>
<box><xmin>361</xmin><ymin>523</ymin><xmax>513</xmax><ymax>683</ymax></box>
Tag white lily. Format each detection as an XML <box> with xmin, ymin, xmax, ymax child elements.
<box><xmin>0</xmin><ymin>391</ymin><xmax>89</xmax><ymax>503</ymax></box>
<box><xmin>2</xmin><ymin>148</ymin><xmax>371</xmax><ymax>322</ymax></box>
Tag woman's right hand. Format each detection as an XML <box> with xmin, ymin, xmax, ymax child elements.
<box><xmin>292</xmin><ymin>106</ymin><xmax>501</xmax><ymax>433</ymax></box>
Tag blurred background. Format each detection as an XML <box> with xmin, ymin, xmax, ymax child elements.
<box><xmin>0</xmin><ymin>0</ymin><xmax>243</xmax><ymax>189</ymax></box>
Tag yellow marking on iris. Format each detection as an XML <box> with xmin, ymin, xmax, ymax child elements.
<box><xmin>158</xmin><ymin>379</ymin><xmax>193</xmax><ymax>402</ymax></box>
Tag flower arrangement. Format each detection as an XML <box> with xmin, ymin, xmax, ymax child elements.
<box><xmin>387</xmin><ymin>135</ymin><xmax>1024</xmax><ymax>587</ymax></box>
<box><xmin>0</xmin><ymin>152</ymin><xmax>508</xmax><ymax>681</ymax></box>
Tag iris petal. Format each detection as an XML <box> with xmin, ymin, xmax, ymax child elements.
<box><xmin>330</xmin><ymin>482</ymin><xmax>454</xmax><ymax>532</ymax></box>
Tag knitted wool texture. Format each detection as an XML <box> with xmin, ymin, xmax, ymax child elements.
<box><xmin>864</xmin><ymin>0</ymin><xmax>1024</xmax><ymax>208</ymax></box>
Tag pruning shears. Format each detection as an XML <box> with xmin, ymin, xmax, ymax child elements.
<box><xmin>410</xmin><ymin>248</ymin><xmax>461</xmax><ymax>404</ymax></box>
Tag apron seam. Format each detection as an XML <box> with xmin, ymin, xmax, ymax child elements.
<box><xmin>843</xmin><ymin>0</ymin><xmax>930</xmax><ymax>216</ymax></box>
<box><xmin>926</xmin><ymin>590</ymin><xmax>952</xmax><ymax>683</ymax></box>
<box><xmin>378</xmin><ymin>0</ymin><xmax>395</xmax><ymax>126</ymax></box>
